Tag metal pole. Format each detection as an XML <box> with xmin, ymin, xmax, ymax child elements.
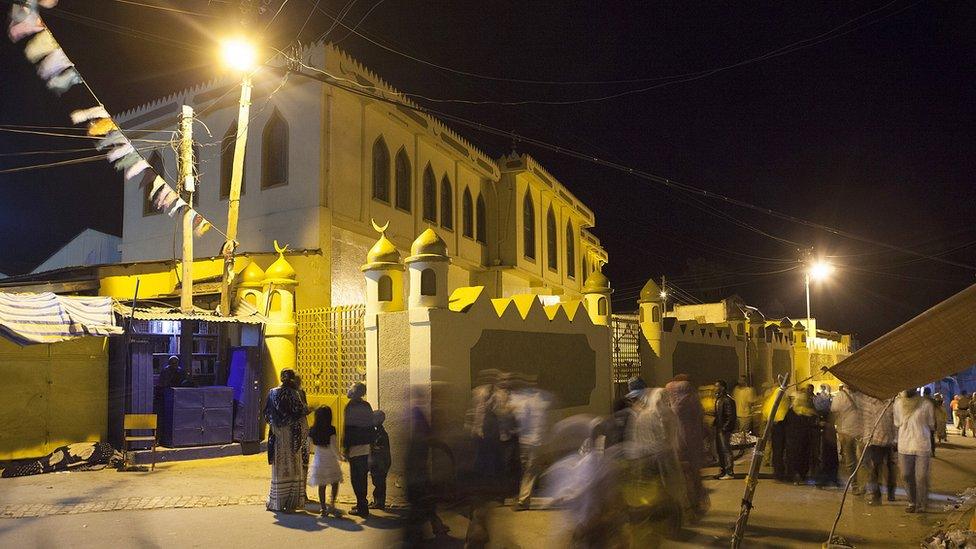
<box><xmin>730</xmin><ymin>371</ymin><xmax>790</xmax><ymax>549</ymax></box>
<box><xmin>220</xmin><ymin>73</ymin><xmax>253</xmax><ymax>316</ymax></box>
<box><xmin>805</xmin><ymin>272</ymin><xmax>812</xmax><ymax>340</ymax></box>
<box><xmin>179</xmin><ymin>105</ymin><xmax>195</xmax><ymax>313</ymax></box>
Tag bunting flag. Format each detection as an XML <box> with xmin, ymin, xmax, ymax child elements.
<box><xmin>6</xmin><ymin>0</ymin><xmax>215</xmax><ymax>238</ymax></box>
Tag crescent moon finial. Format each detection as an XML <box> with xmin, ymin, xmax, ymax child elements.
<box><xmin>371</xmin><ymin>218</ymin><xmax>389</xmax><ymax>234</ymax></box>
<box><xmin>273</xmin><ymin>240</ymin><xmax>288</xmax><ymax>255</ymax></box>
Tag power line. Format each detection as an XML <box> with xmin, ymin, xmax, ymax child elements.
<box><xmin>107</xmin><ymin>0</ymin><xmax>218</xmax><ymax>17</ymax></box>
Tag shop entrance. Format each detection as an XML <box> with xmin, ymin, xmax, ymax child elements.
<box><xmin>296</xmin><ymin>304</ymin><xmax>366</xmax><ymax>435</ymax></box>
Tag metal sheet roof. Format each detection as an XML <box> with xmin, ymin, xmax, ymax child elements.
<box><xmin>114</xmin><ymin>302</ymin><xmax>267</xmax><ymax>325</ymax></box>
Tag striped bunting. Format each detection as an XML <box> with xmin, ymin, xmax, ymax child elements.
<box><xmin>0</xmin><ymin>292</ymin><xmax>122</xmax><ymax>345</ymax></box>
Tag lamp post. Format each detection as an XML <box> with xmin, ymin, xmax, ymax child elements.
<box><xmin>219</xmin><ymin>38</ymin><xmax>258</xmax><ymax>317</ymax></box>
<box><xmin>805</xmin><ymin>260</ymin><xmax>833</xmax><ymax>340</ymax></box>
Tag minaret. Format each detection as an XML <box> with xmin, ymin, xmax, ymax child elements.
<box><xmin>405</xmin><ymin>228</ymin><xmax>450</xmax><ymax>309</ymax></box>
<box><xmin>638</xmin><ymin>277</ymin><xmax>664</xmax><ymax>356</ymax></box>
<box><xmin>236</xmin><ymin>260</ymin><xmax>266</xmax><ymax>311</ymax></box>
<box><xmin>361</xmin><ymin>221</ymin><xmax>405</xmax><ymax>316</ymax></box>
<box><xmin>582</xmin><ymin>264</ymin><xmax>613</xmax><ymax>326</ymax></box>
<box><xmin>262</xmin><ymin>241</ymin><xmax>298</xmax><ymax>390</ymax></box>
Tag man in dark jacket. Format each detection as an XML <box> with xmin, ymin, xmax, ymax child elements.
<box><xmin>713</xmin><ymin>379</ymin><xmax>737</xmax><ymax>480</ymax></box>
<box><xmin>343</xmin><ymin>382</ymin><xmax>376</xmax><ymax>517</ymax></box>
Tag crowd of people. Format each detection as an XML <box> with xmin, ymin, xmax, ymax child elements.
<box><xmin>260</xmin><ymin>367</ymin><xmax>959</xmax><ymax>545</ymax></box>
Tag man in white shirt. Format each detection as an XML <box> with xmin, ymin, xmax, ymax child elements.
<box><xmin>509</xmin><ymin>375</ymin><xmax>551</xmax><ymax>511</ymax></box>
<box><xmin>732</xmin><ymin>376</ymin><xmax>756</xmax><ymax>434</ymax></box>
<box><xmin>893</xmin><ymin>389</ymin><xmax>936</xmax><ymax>513</ymax></box>
<box><xmin>831</xmin><ymin>385</ymin><xmax>864</xmax><ymax>495</ymax></box>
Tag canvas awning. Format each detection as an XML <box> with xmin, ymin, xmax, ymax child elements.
<box><xmin>0</xmin><ymin>292</ymin><xmax>122</xmax><ymax>345</ymax></box>
<box><xmin>829</xmin><ymin>283</ymin><xmax>976</xmax><ymax>399</ymax></box>
<box><xmin>113</xmin><ymin>302</ymin><xmax>267</xmax><ymax>325</ymax></box>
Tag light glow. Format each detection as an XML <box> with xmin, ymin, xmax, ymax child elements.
<box><xmin>808</xmin><ymin>260</ymin><xmax>833</xmax><ymax>282</ymax></box>
<box><xmin>221</xmin><ymin>38</ymin><xmax>258</xmax><ymax>71</ymax></box>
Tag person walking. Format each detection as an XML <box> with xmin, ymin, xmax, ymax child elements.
<box><xmin>858</xmin><ymin>393</ymin><xmax>897</xmax><ymax>505</ymax></box>
<box><xmin>732</xmin><ymin>376</ymin><xmax>756</xmax><ymax>435</ymax></box>
<box><xmin>786</xmin><ymin>385</ymin><xmax>819</xmax><ymax>485</ymax></box>
<box><xmin>831</xmin><ymin>385</ymin><xmax>864</xmax><ymax>494</ymax></box>
<box><xmin>713</xmin><ymin>380</ymin><xmax>737</xmax><ymax>480</ymax></box>
<box><xmin>894</xmin><ymin>389</ymin><xmax>936</xmax><ymax>513</ymax></box>
<box><xmin>509</xmin><ymin>374</ymin><xmax>551</xmax><ymax>511</ymax></box>
<box><xmin>342</xmin><ymin>382</ymin><xmax>376</xmax><ymax>517</ymax></box>
<box><xmin>666</xmin><ymin>374</ymin><xmax>710</xmax><ymax>518</ymax></box>
<box><xmin>761</xmin><ymin>384</ymin><xmax>789</xmax><ymax>481</ymax></box>
<box><xmin>934</xmin><ymin>394</ymin><xmax>948</xmax><ymax>444</ymax></box>
<box><xmin>307</xmin><ymin>406</ymin><xmax>344</xmax><ymax>517</ymax></box>
<box><xmin>369</xmin><ymin>410</ymin><xmax>391</xmax><ymax>511</ymax></box>
<box><xmin>263</xmin><ymin>369</ymin><xmax>310</xmax><ymax>513</ymax></box>
<box><xmin>956</xmin><ymin>392</ymin><xmax>971</xmax><ymax>436</ymax></box>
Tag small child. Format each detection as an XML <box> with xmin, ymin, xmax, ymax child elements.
<box><xmin>369</xmin><ymin>410</ymin><xmax>391</xmax><ymax>510</ymax></box>
<box><xmin>308</xmin><ymin>406</ymin><xmax>344</xmax><ymax>517</ymax></box>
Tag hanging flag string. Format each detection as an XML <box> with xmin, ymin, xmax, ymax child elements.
<box><xmin>6</xmin><ymin>0</ymin><xmax>213</xmax><ymax>237</ymax></box>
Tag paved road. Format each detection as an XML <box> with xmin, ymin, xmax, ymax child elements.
<box><xmin>1</xmin><ymin>430</ymin><xmax>974</xmax><ymax>548</ymax></box>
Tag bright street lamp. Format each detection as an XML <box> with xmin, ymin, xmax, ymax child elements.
<box><xmin>804</xmin><ymin>259</ymin><xmax>833</xmax><ymax>340</ymax></box>
<box><xmin>218</xmin><ymin>37</ymin><xmax>258</xmax><ymax>316</ymax></box>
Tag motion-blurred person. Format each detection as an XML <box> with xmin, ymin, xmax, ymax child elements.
<box><xmin>508</xmin><ymin>374</ymin><xmax>551</xmax><ymax>511</ymax></box>
<box><xmin>814</xmin><ymin>384</ymin><xmax>833</xmax><ymax>416</ymax></box>
<box><xmin>712</xmin><ymin>380</ymin><xmax>736</xmax><ymax>480</ymax></box>
<box><xmin>402</xmin><ymin>396</ymin><xmax>450</xmax><ymax>546</ymax></box>
<box><xmin>732</xmin><ymin>376</ymin><xmax>756</xmax><ymax>434</ymax></box>
<box><xmin>859</xmin><ymin>393</ymin><xmax>897</xmax><ymax>505</ymax></box>
<box><xmin>369</xmin><ymin>410</ymin><xmax>391</xmax><ymax>510</ymax></box>
<box><xmin>665</xmin><ymin>374</ymin><xmax>709</xmax><ymax>518</ymax></box>
<box><xmin>465</xmin><ymin>369</ymin><xmax>512</xmax><ymax>548</ymax></box>
<box><xmin>761</xmin><ymin>383</ymin><xmax>789</xmax><ymax>480</ymax></box>
<box><xmin>894</xmin><ymin>389</ymin><xmax>936</xmax><ymax>513</ymax></box>
<box><xmin>342</xmin><ymin>382</ymin><xmax>375</xmax><ymax>517</ymax></box>
<box><xmin>955</xmin><ymin>392</ymin><xmax>971</xmax><ymax>436</ymax></box>
<box><xmin>831</xmin><ymin>385</ymin><xmax>863</xmax><ymax>494</ymax></box>
<box><xmin>786</xmin><ymin>384</ymin><xmax>818</xmax><ymax>485</ymax></box>
<box><xmin>923</xmin><ymin>388</ymin><xmax>938</xmax><ymax>456</ymax></box>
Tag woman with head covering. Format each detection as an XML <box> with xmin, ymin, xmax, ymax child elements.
<box><xmin>343</xmin><ymin>381</ymin><xmax>376</xmax><ymax>517</ymax></box>
<box><xmin>665</xmin><ymin>374</ymin><xmax>709</xmax><ymax>519</ymax></box>
<box><xmin>264</xmin><ymin>369</ymin><xmax>310</xmax><ymax>512</ymax></box>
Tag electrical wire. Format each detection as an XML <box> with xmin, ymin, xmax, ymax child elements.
<box><xmin>0</xmin><ymin>145</ymin><xmax>165</xmax><ymax>174</ymax></box>
<box><xmin>107</xmin><ymin>0</ymin><xmax>218</xmax><ymax>17</ymax></box>
<box><xmin>331</xmin><ymin>0</ymin><xmax>386</xmax><ymax>45</ymax></box>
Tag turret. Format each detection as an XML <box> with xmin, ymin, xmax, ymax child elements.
<box><xmin>638</xmin><ymin>278</ymin><xmax>663</xmax><ymax>355</ymax></box>
<box><xmin>262</xmin><ymin>241</ymin><xmax>298</xmax><ymax>391</ymax></box>
<box><xmin>236</xmin><ymin>260</ymin><xmax>266</xmax><ymax>311</ymax></box>
<box><xmin>361</xmin><ymin>220</ymin><xmax>404</xmax><ymax>316</ymax></box>
<box><xmin>405</xmin><ymin>228</ymin><xmax>450</xmax><ymax>309</ymax></box>
<box><xmin>581</xmin><ymin>265</ymin><xmax>613</xmax><ymax>326</ymax></box>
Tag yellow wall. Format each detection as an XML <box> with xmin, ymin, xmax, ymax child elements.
<box><xmin>0</xmin><ymin>337</ymin><xmax>108</xmax><ymax>460</ymax></box>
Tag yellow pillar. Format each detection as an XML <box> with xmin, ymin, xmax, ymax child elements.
<box><xmin>582</xmin><ymin>268</ymin><xmax>613</xmax><ymax>326</ymax></box>
<box><xmin>262</xmin><ymin>241</ymin><xmax>298</xmax><ymax>395</ymax></box>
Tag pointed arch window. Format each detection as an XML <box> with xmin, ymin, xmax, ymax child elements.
<box><xmin>394</xmin><ymin>147</ymin><xmax>411</xmax><ymax>211</ymax></box>
<box><xmin>523</xmin><ymin>190</ymin><xmax>535</xmax><ymax>260</ymax></box>
<box><xmin>261</xmin><ymin>108</ymin><xmax>288</xmax><ymax>189</ymax></box>
<box><xmin>475</xmin><ymin>194</ymin><xmax>487</xmax><ymax>244</ymax></box>
<box><xmin>220</xmin><ymin>121</ymin><xmax>246</xmax><ymax>199</ymax></box>
<box><xmin>566</xmin><ymin>221</ymin><xmax>576</xmax><ymax>278</ymax></box>
<box><xmin>422</xmin><ymin>165</ymin><xmax>436</xmax><ymax>222</ymax></box>
<box><xmin>440</xmin><ymin>175</ymin><xmax>453</xmax><ymax>230</ymax></box>
<box><xmin>462</xmin><ymin>187</ymin><xmax>474</xmax><ymax>238</ymax></box>
<box><xmin>421</xmin><ymin>268</ymin><xmax>436</xmax><ymax>296</ymax></box>
<box><xmin>143</xmin><ymin>150</ymin><xmax>165</xmax><ymax>216</ymax></box>
<box><xmin>598</xmin><ymin>296</ymin><xmax>608</xmax><ymax>316</ymax></box>
<box><xmin>372</xmin><ymin>136</ymin><xmax>390</xmax><ymax>203</ymax></box>
<box><xmin>546</xmin><ymin>206</ymin><xmax>557</xmax><ymax>271</ymax></box>
<box><xmin>378</xmin><ymin>275</ymin><xmax>393</xmax><ymax>302</ymax></box>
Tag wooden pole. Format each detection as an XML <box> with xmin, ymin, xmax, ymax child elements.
<box><xmin>220</xmin><ymin>74</ymin><xmax>253</xmax><ymax>316</ymax></box>
<box><xmin>179</xmin><ymin>105</ymin><xmax>195</xmax><ymax>313</ymax></box>
<box><xmin>730</xmin><ymin>371</ymin><xmax>791</xmax><ymax>548</ymax></box>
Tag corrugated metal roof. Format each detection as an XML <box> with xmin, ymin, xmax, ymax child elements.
<box><xmin>114</xmin><ymin>302</ymin><xmax>267</xmax><ymax>325</ymax></box>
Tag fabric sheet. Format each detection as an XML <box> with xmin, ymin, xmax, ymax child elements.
<box><xmin>0</xmin><ymin>292</ymin><xmax>121</xmax><ymax>345</ymax></box>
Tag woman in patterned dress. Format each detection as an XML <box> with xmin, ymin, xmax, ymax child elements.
<box><xmin>264</xmin><ymin>369</ymin><xmax>310</xmax><ymax>512</ymax></box>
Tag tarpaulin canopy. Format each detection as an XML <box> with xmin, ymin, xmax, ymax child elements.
<box><xmin>829</xmin><ymin>283</ymin><xmax>976</xmax><ymax>399</ymax></box>
<box><xmin>0</xmin><ymin>292</ymin><xmax>122</xmax><ymax>345</ymax></box>
<box><xmin>113</xmin><ymin>302</ymin><xmax>267</xmax><ymax>325</ymax></box>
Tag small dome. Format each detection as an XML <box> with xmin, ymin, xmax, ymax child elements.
<box><xmin>239</xmin><ymin>261</ymin><xmax>266</xmax><ymax>287</ymax></box>
<box><xmin>362</xmin><ymin>233</ymin><xmax>403</xmax><ymax>271</ymax></box>
<box><xmin>638</xmin><ymin>278</ymin><xmax>662</xmax><ymax>303</ymax></box>
<box><xmin>406</xmin><ymin>228</ymin><xmax>448</xmax><ymax>263</ymax></box>
<box><xmin>582</xmin><ymin>269</ymin><xmax>613</xmax><ymax>295</ymax></box>
<box><xmin>265</xmin><ymin>241</ymin><xmax>296</xmax><ymax>281</ymax></box>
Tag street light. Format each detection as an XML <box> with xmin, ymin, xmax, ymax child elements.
<box><xmin>805</xmin><ymin>260</ymin><xmax>833</xmax><ymax>340</ymax></box>
<box><xmin>218</xmin><ymin>37</ymin><xmax>258</xmax><ymax>316</ymax></box>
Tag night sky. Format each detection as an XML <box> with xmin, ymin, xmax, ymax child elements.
<box><xmin>1</xmin><ymin>1</ymin><xmax>974</xmax><ymax>343</ymax></box>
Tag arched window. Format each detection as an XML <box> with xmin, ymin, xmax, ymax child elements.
<box><xmin>269</xmin><ymin>291</ymin><xmax>282</xmax><ymax>312</ymax></box>
<box><xmin>372</xmin><ymin>136</ymin><xmax>390</xmax><ymax>202</ymax></box>
<box><xmin>566</xmin><ymin>221</ymin><xmax>575</xmax><ymax>278</ymax></box>
<box><xmin>377</xmin><ymin>275</ymin><xmax>393</xmax><ymax>302</ymax></box>
<box><xmin>546</xmin><ymin>206</ymin><xmax>557</xmax><ymax>271</ymax></box>
<box><xmin>422</xmin><ymin>165</ymin><xmax>436</xmax><ymax>222</ymax></box>
<box><xmin>144</xmin><ymin>150</ymin><xmax>165</xmax><ymax>216</ymax></box>
<box><xmin>420</xmin><ymin>268</ymin><xmax>436</xmax><ymax>296</ymax></box>
<box><xmin>261</xmin><ymin>108</ymin><xmax>288</xmax><ymax>189</ymax></box>
<box><xmin>462</xmin><ymin>187</ymin><xmax>474</xmax><ymax>238</ymax></box>
<box><xmin>523</xmin><ymin>190</ymin><xmax>535</xmax><ymax>260</ymax></box>
<box><xmin>220</xmin><ymin>121</ymin><xmax>246</xmax><ymax>199</ymax></box>
<box><xmin>394</xmin><ymin>147</ymin><xmax>411</xmax><ymax>211</ymax></box>
<box><xmin>652</xmin><ymin>305</ymin><xmax>661</xmax><ymax>323</ymax></box>
<box><xmin>475</xmin><ymin>194</ymin><xmax>487</xmax><ymax>244</ymax></box>
<box><xmin>440</xmin><ymin>175</ymin><xmax>453</xmax><ymax>230</ymax></box>
<box><xmin>598</xmin><ymin>297</ymin><xmax>608</xmax><ymax>316</ymax></box>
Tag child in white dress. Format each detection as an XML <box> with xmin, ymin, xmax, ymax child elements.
<box><xmin>308</xmin><ymin>406</ymin><xmax>344</xmax><ymax>517</ymax></box>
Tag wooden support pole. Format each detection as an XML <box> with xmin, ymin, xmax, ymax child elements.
<box><xmin>179</xmin><ymin>105</ymin><xmax>195</xmax><ymax>313</ymax></box>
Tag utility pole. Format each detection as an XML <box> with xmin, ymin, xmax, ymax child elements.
<box><xmin>179</xmin><ymin>105</ymin><xmax>195</xmax><ymax>313</ymax></box>
<box><xmin>661</xmin><ymin>275</ymin><xmax>667</xmax><ymax>315</ymax></box>
<box><xmin>219</xmin><ymin>72</ymin><xmax>253</xmax><ymax>316</ymax></box>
